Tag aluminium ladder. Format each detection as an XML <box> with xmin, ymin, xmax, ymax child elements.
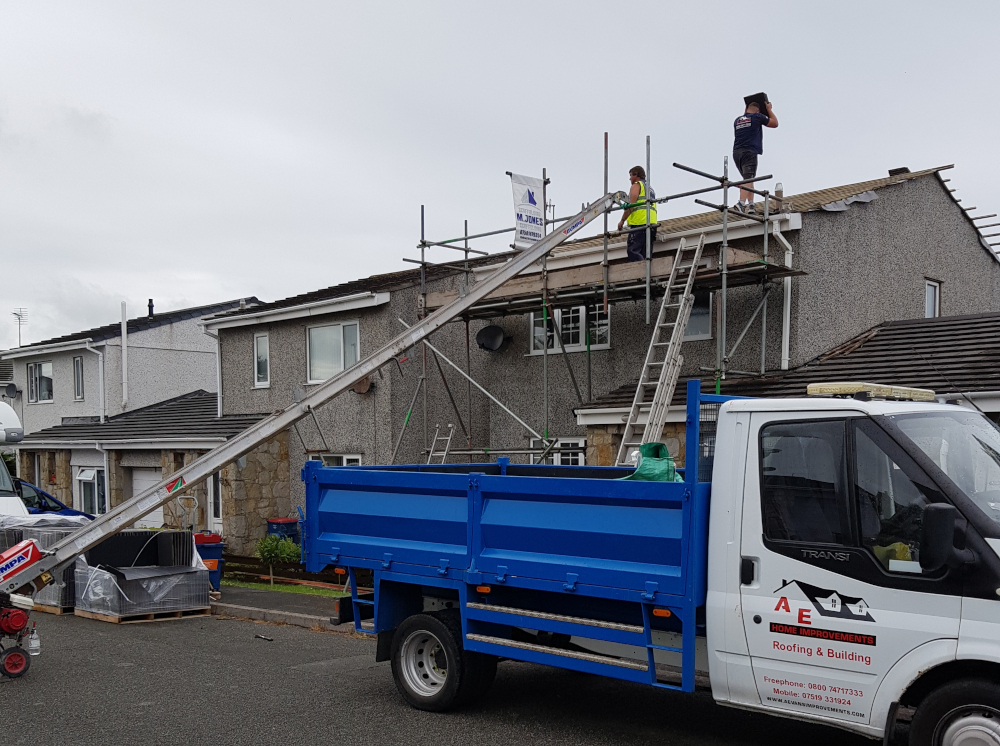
<box><xmin>4</xmin><ymin>190</ymin><xmax>626</xmax><ymax>596</ymax></box>
<box><xmin>426</xmin><ymin>424</ymin><xmax>455</xmax><ymax>464</ymax></box>
<box><xmin>615</xmin><ymin>234</ymin><xmax>705</xmax><ymax>467</ymax></box>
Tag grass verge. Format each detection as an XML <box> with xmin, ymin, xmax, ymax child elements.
<box><xmin>221</xmin><ymin>579</ymin><xmax>348</xmax><ymax>598</ymax></box>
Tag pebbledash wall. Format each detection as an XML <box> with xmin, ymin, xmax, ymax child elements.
<box><xmin>214</xmin><ymin>169</ymin><xmax>1000</xmax><ymax>548</ymax></box>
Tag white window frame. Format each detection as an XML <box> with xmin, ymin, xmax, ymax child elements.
<box><xmin>527</xmin><ymin>306</ymin><xmax>610</xmax><ymax>355</ymax></box>
<box><xmin>27</xmin><ymin>361</ymin><xmax>54</xmax><ymax>404</ymax></box>
<box><xmin>925</xmin><ymin>279</ymin><xmax>941</xmax><ymax>319</ymax></box>
<box><xmin>77</xmin><ymin>467</ymin><xmax>107</xmax><ymax>515</ymax></box>
<box><xmin>253</xmin><ymin>333</ymin><xmax>270</xmax><ymax>388</ymax></box>
<box><xmin>309</xmin><ymin>454</ymin><xmax>362</xmax><ymax>467</ymax></box>
<box><xmin>73</xmin><ymin>355</ymin><xmax>85</xmax><ymax>401</ymax></box>
<box><xmin>683</xmin><ymin>291</ymin><xmax>714</xmax><ymax>341</ymax></box>
<box><xmin>529</xmin><ymin>439</ymin><xmax>586</xmax><ymax>466</ymax></box>
<box><xmin>306</xmin><ymin>321</ymin><xmax>361</xmax><ymax>384</ymax></box>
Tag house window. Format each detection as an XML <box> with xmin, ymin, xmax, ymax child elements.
<box><xmin>73</xmin><ymin>356</ymin><xmax>85</xmax><ymax>401</ymax></box>
<box><xmin>307</xmin><ymin>322</ymin><xmax>360</xmax><ymax>383</ymax></box>
<box><xmin>684</xmin><ymin>291</ymin><xmax>713</xmax><ymax>341</ymax></box>
<box><xmin>529</xmin><ymin>306</ymin><xmax>609</xmax><ymax>354</ymax></box>
<box><xmin>254</xmin><ymin>333</ymin><xmax>270</xmax><ymax>388</ymax></box>
<box><xmin>27</xmin><ymin>362</ymin><xmax>54</xmax><ymax>403</ymax></box>
<box><xmin>530</xmin><ymin>439</ymin><xmax>586</xmax><ymax>466</ymax></box>
<box><xmin>925</xmin><ymin>280</ymin><xmax>941</xmax><ymax>318</ymax></box>
<box><xmin>78</xmin><ymin>468</ymin><xmax>107</xmax><ymax>515</ymax></box>
<box><xmin>309</xmin><ymin>454</ymin><xmax>362</xmax><ymax>467</ymax></box>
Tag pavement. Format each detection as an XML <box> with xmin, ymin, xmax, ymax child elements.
<box><xmin>3</xmin><ymin>610</ymin><xmax>880</xmax><ymax>746</ymax></box>
<box><xmin>210</xmin><ymin>585</ymin><xmax>348</xmax><ymax>631</ymax></box>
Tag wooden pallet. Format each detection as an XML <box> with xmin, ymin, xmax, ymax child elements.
<box><xmin>74</xmin><ymin>607</ymin><xmax>211</xmax><ymax>625</ymax></box>
<box><xmin>32</xmin><ymin>604</ymin><xmax>74</xmax><ymax>616</ymax></box>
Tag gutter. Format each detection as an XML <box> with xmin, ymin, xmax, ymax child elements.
<box><xmin>201</xmin><ymin>291</ymin><xmax>390</xmax><ymax>331</ymax></box>
<box><xmin>21</xmin><ymin>437</ymin><xmax>229</xmax><ymax>450</ymax></box>
<box><xmin>575</xmin><ymin>405</ymin><xmax>686</xmax><ymax>427</ymax></box>
<box><xmin>0</xmin><ymin>339</ymin><xmax>100</xmax><ymax>360</ymax></box>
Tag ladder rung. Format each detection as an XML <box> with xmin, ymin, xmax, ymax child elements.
<box><xmin>658</xmin><ymin>322</ymin><xmax>676</xmax><ymax>328</ymax></box>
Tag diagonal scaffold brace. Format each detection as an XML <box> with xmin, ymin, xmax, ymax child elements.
<box><xmin>4</xmin><ymin>190</ymin><xmax>626</xmax><ymax>596</ymax></box>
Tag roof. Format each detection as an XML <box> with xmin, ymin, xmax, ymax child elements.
<box><xmin>583</xmin><ymin>312</ymin><xmax>1000</xmax><ymax>410</ymax></box>
<box><xmin>211</xmin><ymin>166</ymin><xmax>965</xmax><ymax>323</ymax></box>
<box><xmin>21</xmin><ymin>390</ymin><xmax>265</xmax><ymax>445</ymax></box>
<box><xmin>13</xmin><ymin>298</ymin><xmax>261</xmax><ymax>350</ymax></box>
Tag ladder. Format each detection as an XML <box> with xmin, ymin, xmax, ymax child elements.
<box><xmin>615</xmin><ymin>234</ymin><xmax>705</xmax><ymax>467</ymax></box>
<box><xmin>426</xmin><ymin>424</ymin><xmax>455</xmax><ymax>464</ymax></box>
<box><xmin>4</xmin><ymin>190</ymin><xmax>626</xmax><ymax>596</ymax></box>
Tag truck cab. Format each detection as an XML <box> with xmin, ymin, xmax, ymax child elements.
<box><xmin>708</xmin><ymin>390</ymin><xmax>1000</xmax><ymax>743</ymax></box>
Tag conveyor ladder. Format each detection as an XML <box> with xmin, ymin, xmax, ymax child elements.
<box><xmin>3</xmin><ymin>191</ymin><xmax>626</xmax><ymax>596</ymax></box>
<box><xmin>615</xmin><ymin>234</ymin><xmax>705</xmax><ymax>467</ymax></box>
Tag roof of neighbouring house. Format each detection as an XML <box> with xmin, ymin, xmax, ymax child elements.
<box><xmin>11</xmin><ymin>298</ymin><xmax>262</xmax><ymax>351</ymax></box>
<box><xmin>209</xmin><ymin>166</ymin><xmax>974</xmax><ymax>321</ymax></box>
<box><xmin>21</xmin><ymin>390</ymin><xmax>266</xmax><ymax>444</ymax></box>
<box><xmin>582</xmin><ymin>311</ymin><xmax>1000</xmax><ymax>410</ymax></box>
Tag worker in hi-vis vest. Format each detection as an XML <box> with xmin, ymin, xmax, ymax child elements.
<box><xmin>617</xmin><ymin>166</ymin><xmax>658</xmax><ymax>262</ymax></box>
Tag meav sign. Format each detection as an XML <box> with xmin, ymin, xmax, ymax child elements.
<box><xmin>510</xmin><ymin>173</ymin><xmax>545</xmax><ymax>249</ymax></box>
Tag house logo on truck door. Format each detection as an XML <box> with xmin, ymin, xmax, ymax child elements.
<box><xmin>774</xmin><ymin>580</ymin><xmax>875</xmax><ymax>623</ymax></box>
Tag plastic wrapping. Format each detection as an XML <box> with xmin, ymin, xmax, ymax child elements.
<box><xmin>74</xmin><ymin>531</ymin><xmax>209</xmax><ymax>618</ymax></box>
<box><xmin>0</xmin><ymin>522</ymin><xmax>79</xmax><ymax>608</ymax></box>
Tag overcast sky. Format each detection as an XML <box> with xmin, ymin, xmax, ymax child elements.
<box><xmin>2</xmin><ymin>2</ymin><xmax>997</xmax><ymax>349</ymax></box>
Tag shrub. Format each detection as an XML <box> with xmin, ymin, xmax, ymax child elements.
<box><xmin>255</xmin><ymin>535</ymin><xmax>300</xmax><ymax>585</ymax></box>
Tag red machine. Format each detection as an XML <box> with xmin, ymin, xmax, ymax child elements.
<box><xmin>0</xmin><ymin>540</ymin><xmax>42</xmax><ymax>678</ymax></box>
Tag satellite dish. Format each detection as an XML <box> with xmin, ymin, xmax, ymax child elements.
<box><xmin>476</xmin><ymin>325</ymin><xmax>506</xmax><ymax>352</ymax></box>
<box><xmin>3</xmin><ymin>383</ymin><xmax>16</xmax><ymax>399</ymax></box>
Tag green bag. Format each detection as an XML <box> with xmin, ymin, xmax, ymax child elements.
<box><xmin>620</xmin><ymin>442</ymin><xmax>684</xmax><ymax>482</ymax></box>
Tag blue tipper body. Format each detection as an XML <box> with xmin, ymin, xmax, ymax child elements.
<box><xmin>302</xmin><ymin>381</ymin><xmax>740</xmax><ymax>692</ymax></box>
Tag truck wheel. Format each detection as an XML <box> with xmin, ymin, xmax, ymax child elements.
<box><xmin>1</xmin><ymin>647</ymin><xmax>30</xmax><ymax>678</ymax></box>
<box><xmin>390</xmin><ymin>611</ymin><xmax>496</xmax><ymax>711</ymax></box>
<box><xmin>909</xmin><ymin>678</ymin><xmax>1000</xmax><ymax>746</ymax></box>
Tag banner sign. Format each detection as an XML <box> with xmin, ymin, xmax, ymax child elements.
<box><xmin>510</xmin><ymin>173</ymin><xmax>545</xmax><ymax>249</ymax></box>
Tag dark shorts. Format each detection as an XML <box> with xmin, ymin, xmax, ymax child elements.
<box><xmin>626</xmin><ymin>225</ymin><xmax>657</xmax><ymax>262</ymax></box>
<box><xmin>733</xmin><ymin>149</ymin><xmax>758</xmax><ymax>181</ymax></box>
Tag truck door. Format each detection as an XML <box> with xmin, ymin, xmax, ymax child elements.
<box><xmin>738</xmin><ymin>413</ymin><xmax>962</xmax><ymax>727</ymax></box>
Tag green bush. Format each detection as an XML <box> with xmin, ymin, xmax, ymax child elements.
<box><xmin>254</xmin><ymin>535</ymin><xmax>300</xmax><ymax>585</ymax></box>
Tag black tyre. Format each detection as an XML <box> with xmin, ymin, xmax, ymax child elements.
<box><xmin>910</xmin><ymin>678</ymin><xmax>1000</xmax><ymax>746</ymax></box>
<box><xmin>0</xmin><ymin>647</ymin><xmax>30</xmax><ymax>678</ymax></box>
<box><xmin>390</xmin><ymin>611</ymin><xmax>496</xmax><ymax>712</ymax></box>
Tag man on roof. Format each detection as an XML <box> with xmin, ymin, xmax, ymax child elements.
<box><xmin>617</xmin><ymin>166</ymin><xmax>658</xmax><ymax>263</ymax></box>
<box><xmin>732</xmin><ymin>99</ymin><xmax>778</xmax><ymax>214</ymax></box>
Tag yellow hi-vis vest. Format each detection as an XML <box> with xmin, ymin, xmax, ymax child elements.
<box><xmin>626</xmin><ymin>181</ymin><xmax>657</xmax><ymax>227</ymax></box>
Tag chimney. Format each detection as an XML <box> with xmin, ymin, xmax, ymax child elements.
<box><xmin>888</xmin><ymin>167</ymin><xmax>910</xmax><ymax>177</ymax></box>
<box><xmin>147</xmin><ymin>299</ymin><xmax>154</xmax><ymax>317</ymax></box>
<box><xmin>239</xmin><ymin>298</ymin><xmax>247</xmax><ymax>310</ymax></box>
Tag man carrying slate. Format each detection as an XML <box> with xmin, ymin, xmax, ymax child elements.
<box><xmin>732</xmin><ymin>97</ymin><xmax>778</xmax><ymax>213</ymax></box>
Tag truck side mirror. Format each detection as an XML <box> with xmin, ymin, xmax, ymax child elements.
<box><xmin>919</xmin><ymin>503</ymin><xmax>976</xmax><ymax>572</ymax></box>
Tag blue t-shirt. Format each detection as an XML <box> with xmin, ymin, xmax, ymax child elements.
<box><xmin>733</xmin><ymin>112</ymin><xmax>770</xmax><ymax>155</ymax></box>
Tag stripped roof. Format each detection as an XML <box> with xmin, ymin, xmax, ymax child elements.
<box><xmin>21</xmin><ymin>390</ymin><xmax>265</xmax><ymax>444</ymax></box>
<box><xmin>583</xmin><ymin>312</ymin><xmax>1000</xmax><ymax>410</ymax></box>
<box><xmin>212</xmin><ymin>166</ymin><xmax>957</xmax><ymax>320</ymax></box>
<box><xmin>12</xmin><ymin>299</ymin><xmax>261</xmax><ymax>351</ymax></box>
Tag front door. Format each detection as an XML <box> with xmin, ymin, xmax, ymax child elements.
<box><xmin>739</xmin><ymin>413</ymin><xmax>962</xmax><ymax>727</ymax></box>
<box><xmin>131</xmin><ymin>468</ymin><xmax>164</xmax><ymax>528</ymax></box>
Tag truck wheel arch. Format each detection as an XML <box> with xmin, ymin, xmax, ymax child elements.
<box><xmin>870</xmin><ymin>639</ymin><xmax>958</xmax><ymax>733</ymax></box>
<box><xmin>899</xmin><ymin>659</ymin><xmax>1000</xmax><ymax>710</ymax></box>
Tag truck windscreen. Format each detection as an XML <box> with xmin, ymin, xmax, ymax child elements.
<box><xmin>0</xmin><ymin>456</ymin><xmax>14</xmax><ymax>495</ymax></box>
<box><xmin>893</xmin><ymin>410</ymin><xmax>1000</xmax><ymax>526</ymax></box>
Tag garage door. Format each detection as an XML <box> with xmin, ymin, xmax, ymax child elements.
<box><xmin>131</xmin><ymin>468</ymin><xmax>164</xmax><ymax>529</ymax></box>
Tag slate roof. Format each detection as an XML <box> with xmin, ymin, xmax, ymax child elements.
<box><xmin>21</xmin><ymin>390</ymin><xmax>265</xmax><ymax>444</ymax></box>
<box><xmin>14</xmin><ymin>299</ymin><xmax>261</xmax><ymax>350</ymax></box>
<box><xmin>210</xmin><ymin>167</ymin><xmax>960</xmax><ymax>320</ymax></box>
<box><xmin>582</xmin><ymin>312</ymin><xmax>1000</xmax><ymax>410</ymax></box>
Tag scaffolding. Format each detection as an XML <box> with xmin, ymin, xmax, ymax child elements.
<box><xmin>398</xmin><ymin>135</ymin><xmax>801</xmax><ymax>463</ymax></box>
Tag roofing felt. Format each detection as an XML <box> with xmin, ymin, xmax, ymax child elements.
<box><xmin>211</xmin><ymin>167</ymin><xmax>954</xmax><ymax>320</ymax></box>
<box><xmin>15</xmin><ymin>298</ymin><xmax>262</xmax><ymax>350</ymax></box>
<box><xmin>21</xmin><ymin>390</ymin><xmax>265</xmax><ymax>444</ymax></box>
<box><xmin>583</xmin><ymin>311</ymin><xmax>1000</xmax><ymax>410</ymax></box>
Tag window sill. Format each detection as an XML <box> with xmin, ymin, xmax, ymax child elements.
<box><xmin>525</xmin><ymin>344</ymin><xmax>611</xmax><ymax>357</ymax></box>
<box><xmin>28</xmin><ymin>399</ymin><xmax>55</xmax><ymax>405</ymax></box>
<box><xmin>253</xmin><ymin>383</ymin><xmax>270</xmax><ymax>389</ymax></box>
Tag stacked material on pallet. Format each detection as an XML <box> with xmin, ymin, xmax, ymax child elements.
<box><xmin>75</xmin><ymin>530</ymin><xmax>210</xmax><ymax>622</ymax></box>
<box><xmin>0</xmin><ymin>515</ymin><xmax>92</xmax><ymax>612</ymax></box>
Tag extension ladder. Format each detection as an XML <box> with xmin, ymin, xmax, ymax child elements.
<box><xmin>615</xmin><ymin>234</ymin><xmax>706</xmax><ymax>466</ymax></box>
<box><xmin>426</xmin><ymin>424</ymin><xmax>455</xmax><ymax>464</ymax></box>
